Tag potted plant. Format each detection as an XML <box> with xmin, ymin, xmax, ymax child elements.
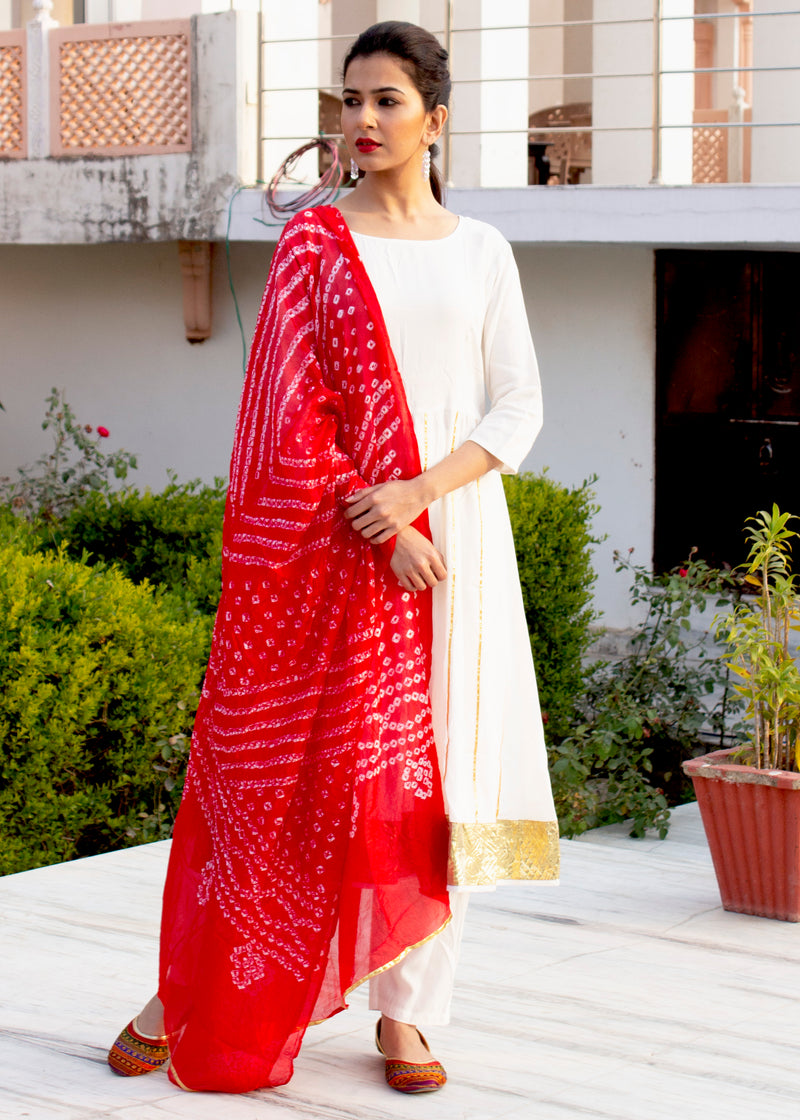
<box><xmin>683</xmin><ymin>505</ymin><xmax>800</xmax><ymax>922</ymax></box>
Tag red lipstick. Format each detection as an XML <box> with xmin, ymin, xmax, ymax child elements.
<box><xmin>355</xmin><ymin>139</ymin><xmax>381</xmax><ymax>153</ymax></box>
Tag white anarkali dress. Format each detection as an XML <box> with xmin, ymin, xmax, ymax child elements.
<box><xmin>351</xmin><ymin>216</ymin><xmax>559</xmax><ymax>890</ymax></box>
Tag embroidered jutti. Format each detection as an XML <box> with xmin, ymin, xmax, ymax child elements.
<box><xmin>158</xmin><ymin>207</ymin><xmax>450</xmax><ymax>1093</ymax></box>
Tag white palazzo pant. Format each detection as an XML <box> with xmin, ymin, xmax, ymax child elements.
<box><xmin>368</xmin><ymin>893</ymin><xmax>469</xmax><ymax>1026</ymax></box>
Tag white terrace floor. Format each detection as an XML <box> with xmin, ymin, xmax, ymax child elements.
<box><xmin>2</xmin><ymin>803</ymin><xmax>799</xmax><ymax>1120</ymax></box>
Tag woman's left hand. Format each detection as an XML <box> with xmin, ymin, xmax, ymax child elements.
<box><xmin>344</xmin><ymin>478</ymin><xmax>427</xmax><ymax>543</ymax></box>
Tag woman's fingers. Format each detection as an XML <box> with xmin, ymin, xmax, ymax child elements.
<box><xmin>389</xmin><ymin>527</ymin><xmax>447</xmax><ymax>591</ymax></box>
<box><xmin>408</xmin><ymin>557</ymin><xmax>445</xmax><ymax>589</ymax></box>
<box><xmin>343</xmin><ymin>480</ymin><xmax>423</xmax><ymax>538</ymax></box>
<box><xmin>429</xmin><ymin>551</ymin><xmax>447</xmax><ymax>581</ymax></box>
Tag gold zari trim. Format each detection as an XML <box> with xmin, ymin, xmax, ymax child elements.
<box><xmin>307</xmin><ymin>914</ymin><xmax>453</xmax><ymax>1026</ymax></box>
<box><xmin>448</xmin><ymin>819</ymin><xmax>560</xmax><ymax>887</ymax></box>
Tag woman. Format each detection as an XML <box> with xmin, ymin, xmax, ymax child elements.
<box><xmin>107</xmin><ymin>20</ymin><xmax>558</xmax><ymax>1096</ymax></box>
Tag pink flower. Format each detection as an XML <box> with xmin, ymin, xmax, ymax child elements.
<box><xmin>679</xmin><ymin>568</ymin><xmax>688</xmax><ymax>578</ymax></box>
<box><xmin>97</xmin><ymin>426</ymin><xmax>110</xmax><ymax>438</ymax></box>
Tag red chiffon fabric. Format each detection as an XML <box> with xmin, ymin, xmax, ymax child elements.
<box><xmin>158</xmin><ymin>206</ymin><xmax>450</xmax><ymax>1093</ymax></box>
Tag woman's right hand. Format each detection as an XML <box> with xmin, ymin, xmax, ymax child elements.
<box><xmin>390</xmin><ymin>527</ymin><xmax>447</xmax><ymax>592</ymax></box>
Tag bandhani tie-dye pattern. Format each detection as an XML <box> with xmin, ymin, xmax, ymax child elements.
<box><xmin>158</xmin><ymin>207</ymin><xmax>450</xmax><ymax>1093</ymax></box>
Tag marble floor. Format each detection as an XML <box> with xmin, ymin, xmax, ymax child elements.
<box><xmin>2</xmin><ymin>803</ymin><xmax>799</xmax><ymax>1120</ymax></box>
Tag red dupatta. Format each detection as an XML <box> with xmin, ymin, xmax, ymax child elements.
<box><xmin>158</xmin><ymin>206</ymin><xmax>450</xmax><ymax>1093</ymax></box>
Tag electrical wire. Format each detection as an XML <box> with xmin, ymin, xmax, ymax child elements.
<box><xmin>264</xmin><ymin>136</ymin><xmax>345</xmax><ymax>218</ymax></box>
<box><xmin>226</xmin><ymin>138</ymin><xmax>346</xmax><ymax>374</ymax></box>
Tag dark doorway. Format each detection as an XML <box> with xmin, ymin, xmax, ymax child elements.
<box><xmin>655</xmin><ymin>250</ymin><xmax>800</xmax><ymax>572</ymax></box>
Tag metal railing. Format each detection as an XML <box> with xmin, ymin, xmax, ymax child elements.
<box><xmin>257</xmin><ymin>1</ymin><xmax>800</xmax><ymax>189</ymax></box>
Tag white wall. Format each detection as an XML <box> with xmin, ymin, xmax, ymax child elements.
<box><xmin>516</xmin><ymin>244</ymin><xmax>656</xmax><ymax>630</ymax></box>
<box><xmin>0</xmin><ymin>239</ymin><xmax>656</xmax><ymax>631</ymax></box>
<box><xmin>0</xmin><ymin>241</ymin><xmax>270</xmax><ymax>491</ymax></box>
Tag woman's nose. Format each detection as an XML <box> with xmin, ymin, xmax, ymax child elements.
<box><xmin>357</xmin><ymin>102</ymin><xmax>376</xmax><ymax>128</ymax></box>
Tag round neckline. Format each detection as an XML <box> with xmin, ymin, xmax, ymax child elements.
<box><xmin>341</xmin><ymin>213</ymin><xmax>463</xmax><ymax>244</ymax></box>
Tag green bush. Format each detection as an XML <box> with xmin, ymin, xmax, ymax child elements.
<box><xmin>0</xmin><ymin>465</ymin><xmax>602</xmax><ymax>872</ymax></box>
<box><xmin>0</xmin><ymin>523</ymin><xmax>211</xmax><ymax>875</ymax></box>
<box><xmin>503</xmin><ymin>471</ymin><xmax>600</xmax><ymax>741</ymax></box>
<box><xmin>0</xmin><ymin>387</ymin><xmax>137</xmax><ymax>521</ymax></box>
<box><xmin>56</xmin><ymin>475</ymin><xmax>226</xmax><ymax>616</ymax></box>
<box><xmin>551</xmin><ymin>552</ymin><xmax>743</xmax><ymax>839</ymax></box>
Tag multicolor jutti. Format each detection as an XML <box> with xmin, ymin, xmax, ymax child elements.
<box><xmin>157</xmin><ymin>207</ymin><xmax>450</xmax><ymax>1093</ymax></box>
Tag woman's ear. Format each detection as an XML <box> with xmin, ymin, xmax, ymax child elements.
<box><xmin>424</xmin><ymin>104</ymin><xmax>448</xmax><ymax>146</ymax></box>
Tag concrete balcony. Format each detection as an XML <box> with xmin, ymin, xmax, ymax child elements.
<box><xmin>2</xmin><ymin>3</ymin><xmax>800</xmax><ymax>249</ymax></box>
<box><xmin>228</xmin><ymin>182</ymin><xmax>800</xmax><ymax>250</ymax></box>
<box><xmin>0</xmin><ymin>9</ymin><xmax>258</xmax><ymax>244</ymax></box>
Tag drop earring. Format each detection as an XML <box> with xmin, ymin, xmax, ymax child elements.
<box><xmin>422</xmin><ymin>149</ymin><xmax>431</xmax><ymax>181</ymax></box>
<box><xmin>350</xmin><ymin>158</ymin><xmax>360</xmax><ymax>181</ymax></box>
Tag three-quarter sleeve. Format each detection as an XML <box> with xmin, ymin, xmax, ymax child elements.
<box><xmin>467</xmin><ymin>237</ymin><xmax>542</xmax><ymax>474</ymax></box>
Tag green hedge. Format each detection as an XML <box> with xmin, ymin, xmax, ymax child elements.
<box><xmin>0</xmin><ymin>520</ymin><xmax>211</xmax><ymax>876</ymax></box>
<box><xmin>1</xmin><ymin>470</ymin><xmax>599</xmax><ymax>873</ymax></box>
<box><xmin>503</xmin><ymin>472</ymin><xmax>600</xmax><ymax>742</ymax></box>
<box><xmin>55</xmin><ymin>476</ymin><xmax>226</xmax><ymax>616</ymax></box>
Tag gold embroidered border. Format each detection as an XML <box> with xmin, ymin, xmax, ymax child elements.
<box><xmin>448</xmin><ymin>819</ymin><xmax>560</xmax><ymax>887</ymax></box>
<box><xmin>307</xmin><ymin>914</ymin><xmax>453</xmax><ymax>1026</ymax></box>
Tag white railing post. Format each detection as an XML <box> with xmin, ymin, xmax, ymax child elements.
<box><xmin>728</xmin><ymin>83</ymin><xmax>747</xmax><ymax>184</ymax></box>
<box><xmin>26</xmin><ymin>0</ymin><xmax>57</xmax><ymax>160</ymax></box>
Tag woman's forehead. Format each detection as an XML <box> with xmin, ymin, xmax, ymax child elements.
<box><xmin>343</xmin><ymin>53</ymin><xmax>415</xmax><ymax>92</ymax></box>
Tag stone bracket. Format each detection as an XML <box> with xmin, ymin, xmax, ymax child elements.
<box><xmin>177</xmin><ymin>240</ymin><xmax>213</xmax><ymax>344</ymax></box>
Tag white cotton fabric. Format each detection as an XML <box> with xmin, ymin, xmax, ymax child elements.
<box><xmin>368</xmin><ymin>892</ymin><xmax>470</xmax><ymax>1025</ymax></box>
<box><xmin>351</xmin><ymin>217</ymin><xmax>556</xmax><ymax>871</ymax></box>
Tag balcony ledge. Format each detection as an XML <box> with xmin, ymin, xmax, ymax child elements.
<box><xmin>3</xmin><ymin>177</ymin><xmax>799</xmax><ymax>248</ymax></box>
<box><xmin>229</xmin><ymin>183</ymin><xmax>800</xmax><ymax>249</ymax></box>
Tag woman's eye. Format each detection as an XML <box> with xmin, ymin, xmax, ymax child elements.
<box><xmin>343</xmin><ymin>98</ymin><xmax>359</xmax><ymax>107</ymax></box>
<box><xmin>379</xmin><ymin>98</ymin><xmax>397</xmax><ymax>107</ymax></box>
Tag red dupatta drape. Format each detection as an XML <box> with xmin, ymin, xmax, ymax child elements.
<box><xmin>158</xmin><ymin>206</ymin><xmax>450</xmax><ymax>1093</ymax></box>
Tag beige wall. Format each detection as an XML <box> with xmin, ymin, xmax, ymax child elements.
<box><xmin>20</xmin><ymin>0</ymin><xmax>74</xmax><ymax>22</ymax></box>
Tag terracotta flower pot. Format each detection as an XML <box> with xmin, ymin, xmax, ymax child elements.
<box><xmin>682</xmin><ymin>748</ymin><xmax>800</xmax><ymax>922</ymax></box>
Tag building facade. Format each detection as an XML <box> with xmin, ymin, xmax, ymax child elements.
<box><xmin>1</xmin><ymin>0</ymin><xmax>799</xmax><ymax>629</ymax></box>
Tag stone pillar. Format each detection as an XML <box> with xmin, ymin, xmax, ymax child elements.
<box><xmin>376</xmin><ymin>0</ymin><xmax>420</xmax><ymax>21</ymax></box>
<box><xmin>751</xmin><ymin>0</ymin><xmax>800</xmax><ymax>182</ymax></box>
<box><xmin>530</xmin><ymin>0</ymin><xmax>565</xmax><ymax>118</ymax></box>
<box><xmin>659</xmin><ymin>0</ymin><xmax>694</xmax><ymax>185</ymax></box>
<box><xmin>26</xmin><ymin>0</ymin><xmax>57</xmax><ymax>160</ymax></box>
<box><xmin>84</xmin><ymin>2</ymin><xmax>142</xmax><ymax>21</ymax></box>
<box><xmin>22</xmin><ymin>0</ymin><xmax>70</xmax><ymax>22</ymax></box>
<box><xmin>592</xmin><ymin>0</ymin><xmax>653</xmax><ymax>185</ymax></box>
<box><xmin>712</xmin><ymin>1</ymin><xmax>738</xmax><ymax>110</ymax></box>
<box><xmin>450</xmin><ymin>0</ymin><xmax>529</xmax><ymax>187</ymax></box>
<box><xmin>449</xmin><ymin>0</ymin><xmax>480</xmax><ymax>186</ymax></box>
<box><xmin>260</xmin><ymin>0</ymin><xmax>320</xmax><ymax>184</ymax></box>
<box><xmin>728</xmin><ymin>82</ymin><xmax>747</xmax><ymax>183</ymax></box>
<box><xmin>201</xmin><ymin>2</ymin><xmax>261</xmax><ymax>16</ymax></box>
<box><xmin>479</xmin><ymin>0</ymin><xmax>529</xmax><ymax>186</ymax></box>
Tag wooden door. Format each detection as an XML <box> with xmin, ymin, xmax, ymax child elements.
<box><xmin>655</xmin><ymin>250</ymin><xmax>800</xmax><ymax>571</ymax></box>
